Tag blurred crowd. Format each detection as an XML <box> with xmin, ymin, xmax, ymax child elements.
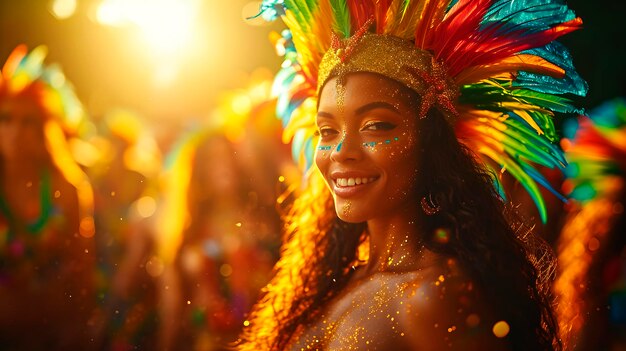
<box><xmin>0</xmin><ymin>40</ymin><xmax>625</xmax><ymax>351</ymax></box>
<box><xmin>0</xmin><ymin>45</ymin><xmax>296</xmax><ymax>351</ymax></box>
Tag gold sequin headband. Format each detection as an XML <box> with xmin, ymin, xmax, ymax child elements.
<box><xmin>317</xmin><ymin>31</ymin><xmax>459</xmax><ymax>119</ymax></box>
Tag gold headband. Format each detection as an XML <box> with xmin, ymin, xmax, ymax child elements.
<box><xmin>317</xmin><ymin>33</ymin><xmax>458</xmax><ymax>118</ymax></box>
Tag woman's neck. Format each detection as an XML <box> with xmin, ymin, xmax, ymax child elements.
<box><xmin>363</xmin><ymin>203</ymin><xmax>433</xmax><ymax>274</ymax></box>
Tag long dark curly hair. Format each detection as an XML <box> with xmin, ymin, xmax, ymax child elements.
<box><xmin>237</xmin><ymin>103</ymin><xmax>560</xmax><ymax>350</ymax></box>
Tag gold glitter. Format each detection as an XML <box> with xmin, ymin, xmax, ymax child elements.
<box><xmin>318</xmin><ymin>34</ymin><xmax>458</xmax><ymax>120</ymax></box>
<box><xmin>335</xmin><ymin>74</ymin><xmax>346</xmax><ymax>114</ymax></box>
<box><xmin>342</xmin><ymin>201</ymin><xmax>352</xmax><ymax>217</ymax></box>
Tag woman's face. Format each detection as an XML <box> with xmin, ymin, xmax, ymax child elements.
<box><xmin>0</xmin><ymin>97</ymin><xmax>47</xmax><ymax>162</ymax></box>
<box><xmin>315</xmin><ymin>73</ymin><xmax>420</xmax><ymax>223</ymax></box>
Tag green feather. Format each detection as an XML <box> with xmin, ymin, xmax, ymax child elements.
<box><xmin>502</xmin><ymin>117</ymin><xmax>566</xmax><ymax>166</ymax></box>
<box><xmin>485</xmin><ymin>147</ymin><xmax>548</xmax><ymax>223</ymax></box>
<box><xmin>509</xmin><ymin>88</ymin><xmax>578</xmax><ymax>114</ymax></box>
<box><xmin>479</xmin><ymin>121</ymin><xmax>560</xmax><ymax>169</ymax></box>
<box><xmin>329</xmin><ymin>0</ymin><xmax>351</xmax><ymax>38</ymax></box>
<box><xmin>285</xmin><ymin>0</ymin><xmax>311</xmax><ymax>31</ymax></box>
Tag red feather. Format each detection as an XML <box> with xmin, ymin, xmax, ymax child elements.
<box><xmin>426</xmin><ymin>0</ymin><xmax>582</xmax><ymax>78</ymax></box>
<box><xmin>374</xmin><ymin>0</ymin><xmax>393</xmax><ymax>34</ymax></box>
<box><xmin>414</xmin><ymin>0</ymin><xmax>449</xmax><ymax>48</ymax></box>
<box><xmin>348</xmin><ymin>0</ymin><xmax>375</xmax><ymax>30</ymax></box>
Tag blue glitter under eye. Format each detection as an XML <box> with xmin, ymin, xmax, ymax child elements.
<box><xmin>363</xmin><ymin>137</ymin><xmax>400</xmax><ymax>149</ymax></box>
<box><xmin>317</xmin><ymin>145</ymin><xmax>332</xmax><ymax>151</ymax></box>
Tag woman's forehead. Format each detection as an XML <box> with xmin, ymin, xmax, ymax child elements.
<box><xmin>319</xmin><ymin>72</ymin><xmax>418</xmax><ymax>110</ymax></box>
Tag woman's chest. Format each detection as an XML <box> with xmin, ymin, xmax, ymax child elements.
<box><xmin>290</xmin><ymin>272</ymin><xmax>425</xmax><ymax>350</ymax></box>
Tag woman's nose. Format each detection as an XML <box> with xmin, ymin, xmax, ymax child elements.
<box><xmin>330</xmin><ymin>131</ymin><xmax>362</xmax><ymax>162</ymax></box>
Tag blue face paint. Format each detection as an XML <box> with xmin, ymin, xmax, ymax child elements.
<box><xmin>363</xmin><ymin>137</ymin><xmax>400</xmax><ymax>150</ymax></box>
<box><xmin>335</xmin><ymin>131</ymin><xmax>346</xmax><ymax>152</ymax></box>
<box><xmin>317</xmin><ymin>145</ymin><xmax>332</xmax><ymax>151</ymax></box>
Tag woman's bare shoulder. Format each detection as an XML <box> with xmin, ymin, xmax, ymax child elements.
<box><xmin>393</xmin><ymin>258</ymin><xmax>512</xmax><ymax>350</ymax></box>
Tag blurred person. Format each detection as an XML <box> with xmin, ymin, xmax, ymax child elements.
<box><xmin>157</xmin><ymin>127</ymin><xmax>282</xmax><ymax>351</ymax></box>
<box><xmin>88</xmin><ymin>109</ymin><xmax>162</xmax><ymax>350</ymax></box>
<box><xmin>238</xmin><ymin>1</ymin><xmax>586</xmax><ymax>350</ymax></box>
<box><xmin>0</xmin><ymin>45</ymin><xmax>97</xmax><ymax>349</ymax></box>
<box><xmin>555</xmin><ymin>98</ymin><xmax>626</xmax><ymax>350</ymax></box>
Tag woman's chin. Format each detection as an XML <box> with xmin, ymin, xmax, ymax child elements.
<box><xmin>334</xmin><ymin>200</ymin><xmax>368</xmax><ymax>223</ymax></box>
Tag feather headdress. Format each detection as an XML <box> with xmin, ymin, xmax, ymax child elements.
<box><xmin>258</xmin><ymin>0</ymin><xmax>587</xmax><ymax>223</ymax></box>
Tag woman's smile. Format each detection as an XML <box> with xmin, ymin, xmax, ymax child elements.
<box><xmin>330</xmin><ymin>170</ymin><xmax>380</xmax><ymax>197</ymax></box>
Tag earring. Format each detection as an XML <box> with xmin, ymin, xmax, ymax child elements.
<box><xmin>421</xmin><ymin>193</ymin><xmax>441</xmax><ymax>216</ymax></box>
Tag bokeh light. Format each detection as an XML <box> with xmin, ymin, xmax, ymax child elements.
<box><xmin>49</xmin><ymin>0</ymin><xmax>77</xmax><ymax>20</ymax></box>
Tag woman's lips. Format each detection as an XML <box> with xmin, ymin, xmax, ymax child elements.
<box><xmin>332</xmin><ymin>176</ymin><xmax>379</xmax><ymax>197</ymax></box>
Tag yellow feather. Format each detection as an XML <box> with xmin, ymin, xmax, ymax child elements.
<box><xmin>383</xmin><ymin>0</ymin><xmax>403</xmax><ymax>34</ymax></box>
<box><xmin>389</xmin><ymin>0</ymin><xmax>428</xmax><ymax>39</ymax></box>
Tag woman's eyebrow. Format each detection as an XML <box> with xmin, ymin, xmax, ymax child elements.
<box><xmin>317</xmin><ymin>111</ymin><xmax>334</xmax><ymax>119</ymax></box>
<box><xmin>355</xmin><ymin>101</ymin><xmax>400</xmax><ymax>116</ymax></box>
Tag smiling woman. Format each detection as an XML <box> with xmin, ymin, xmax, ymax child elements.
<box><xmin>237</xmin><ymin>0</ymin><xmax>586</xmax><ymax>350</ymax></box>
<box><xmin>316</xmin><ymin>73</ymin><xmax>421</xmax><ymax>224</ymax></box>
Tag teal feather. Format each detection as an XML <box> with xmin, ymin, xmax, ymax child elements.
<box><xmin>252</xmin><ymin>0</ymin><xmax>285</xmax><ymax>21</ymax></box>
<box><xmin>515</xmin><ymin>42</ymin><xmax>588</xmax><ymax>97</ymax></box>
<box><xmin>482</xmin><ymin>0</ymin><xmax>576</xmax><ymax>32</ymax></box>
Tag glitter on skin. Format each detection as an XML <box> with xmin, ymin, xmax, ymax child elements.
<box><xmin>363</xmin><ymin>137</ymin><xmax>400</xmax><ymax>150</ymax></box>
<box><xmin>342</xmin><ymin>201</ymin><xmax>352</xmax><ymax>217</ymax></box>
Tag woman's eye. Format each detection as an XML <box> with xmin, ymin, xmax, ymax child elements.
<box><xmin>363</xmin><ymin>122</ymin><xmax>396</xmax><ymax>131</ymax></box>
<box><xmin>318</xmin><ymin>127</ymin><xmax>338</xmax><ymax>138</ymax></box>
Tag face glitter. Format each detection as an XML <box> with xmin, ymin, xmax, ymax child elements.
<box><xmin>362</xmin><ymin>137</ymin><xmax>400</xmax><ymax>150</ymax></box>
<box><xmin>342</xmin><ymin>201</ymin><xmax>352</xmax><ymax>217</ymax></box>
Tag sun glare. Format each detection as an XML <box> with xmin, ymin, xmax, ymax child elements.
<box><xmin>95</xmin><ymin>0</ymin><xmax>200</xmax><ymax>56</ymax></box>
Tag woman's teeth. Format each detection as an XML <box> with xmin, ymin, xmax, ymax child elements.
<box><xmin>336</xmin><ymin>177</ymin><xmax>376</xmax><ymax>187</ymax></box>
